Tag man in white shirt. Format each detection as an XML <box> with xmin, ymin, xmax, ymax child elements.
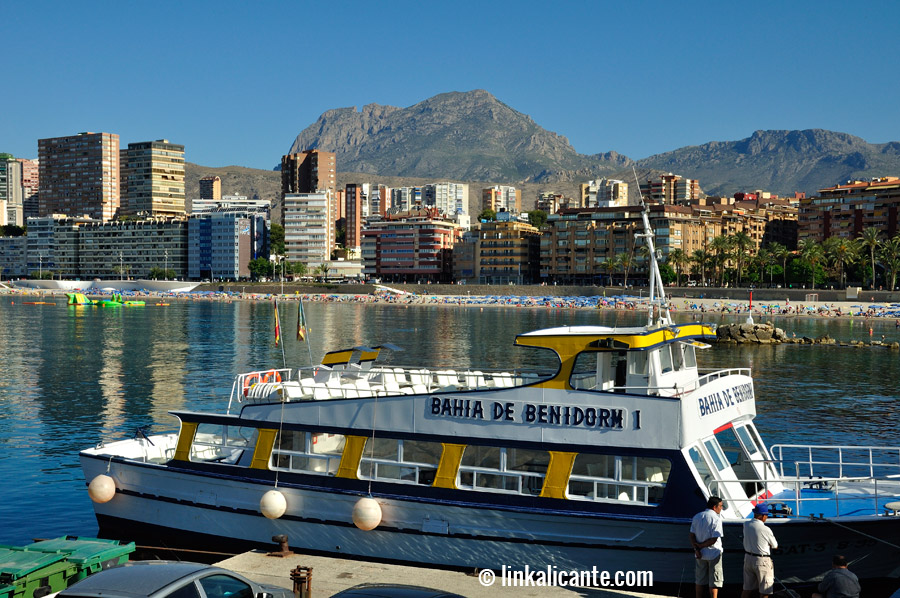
<box><xmin>690</xmin><ymin>496</ymin><xmax>724</xmax><ymax>598</ymax></box>
<box><xmin>742</xmin><ymin>503</ymin><xmax>779</xmax><ymax>598</ymax></box>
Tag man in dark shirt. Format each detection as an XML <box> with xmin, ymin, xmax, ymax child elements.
<box><xmin>812</xmin><ymin>555</ymin><xmax>860</xmax><ymax>598</ymax></box>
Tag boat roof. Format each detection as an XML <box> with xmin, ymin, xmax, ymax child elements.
<box><xmin>515</xmin><ymin>322</ymin><xmax>715</xmax><ymax>353</ymax></box>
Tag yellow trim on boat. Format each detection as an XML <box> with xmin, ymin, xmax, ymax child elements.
<box><xmin>539</xmin><ymin>451</ymin><xmax>577</xmax><ymax>499</ymax></box>
<box><xmin>359</xmin><ymin>348</ymin><xmax>381</xmax><ymax>363</ymax></box>
<box><xmin>515</xmin><ymin>323</ymin><xmax>714</xmax><ymax>389</ymax></box>
<box><xmin>249</xmin><ymin>428</ymin><xmax>279</xmax><ymax>470</ymax></box>
<box><xmin>173</xmin><ymin>421</ymin><xmax>198</xmax><ymax>461</ymax></box>
<box><xmin>321</xmin><ymin>349</ymin><xmax>354</xmax><ymax>367</ymax></box>
<box><xmin>335</xmin><ymin>435</ymin><xmax>368</xmax><ymax>479</ymax></box>
<box><xmin>433</xmin><ymin>443</ymin><xmax>466</xmax><ymax>489</ymax></box>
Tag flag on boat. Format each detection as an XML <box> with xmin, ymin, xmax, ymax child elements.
<box><xmin>274</xmin><ymin>299</ymin><xmax>281</xmax><ymax>346</ymax></box>
<box><xmin>297</xmin><ymin>300</ymin><xmax>307</xmax><ymax>341</ymax></box>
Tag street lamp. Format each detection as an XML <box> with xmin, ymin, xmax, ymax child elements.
<box><xmin>39</xmin><ymin>254</ymin><xmax>43</xmax><ymax>280</ymax></box>
<box><xmin>164</xmin><ymin>249</ymin><xmax>168</xmax><ymax>281</ymax></box>
<box><xmin>119</xmin><ymin>252</ymin><xmax>123</xmax><ymax>281</ymax></box>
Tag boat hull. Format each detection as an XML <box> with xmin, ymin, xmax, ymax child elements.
<box><xmin>81</xmin><ymin>455</ymin><xmax>900</xmax><ymax>596</ymax></box>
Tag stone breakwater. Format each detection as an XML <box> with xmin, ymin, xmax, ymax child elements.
<box><xmin>715</xmin><ymin>322</ymin><xmax>900</xmax><ymax>349</ymax></box>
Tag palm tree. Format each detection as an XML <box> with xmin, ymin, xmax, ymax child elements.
<box><xmin>691</xmin><ymin>249</ymin><xmax>711</xmax><ymax>286</ymax></box>
<box><xmin>823</xmin><ymin>236</ymin><xmax>859</xmax><ymax>289</ymax></box>
<box><xmin>878</xmin><ymin>236</ymin><xmax>900</xmax><ymax>291</ymax></box>
<box><xmin>601</xmin><ymin>257</ymin><xmax>617</xmax><ymax>286</ymax></box>
<box><xmin>731</xmin><ymin>231</ymin><xmax>754</xmax><ymax>286</ymax></box>
<box><xmin>755</xmin><ymin>248</ymin><xmax>775</xmax><ymax>287</ymax></box>
<box><xmin>859</xmin><ymin>227</ymin><xmax>882</xmax><ymax>289</ymax></box>
<box><xmin>617</xmin><ymin>253</ymin><xmax>633</xmax><ymax>288</ymax></box>
<box><xmin>798</xmin><ymin>238</ymin><xmax>825</xmax><ymax>289</ymax></box>
<box><xmin>667</xmin><ymin>248</ymin><xmax>687</xmax><ymax>286</ymax></box>
<box><xmin>709</xmin><ymin>235</ymin><xmax>732</xmax><ymax>287</ymax></box>
<box><xmin>767</xmin><ymin>242</ymin><xmax>791</xmax><ymax>288</ymax></box>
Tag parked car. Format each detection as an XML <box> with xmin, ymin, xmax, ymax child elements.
<box><xmin>330</xmin><ymin>584</ymin><xmax>465</xmax><ymax>598</ymax></box>
<box><xmin>57</xmin><ymin>561</ymin><xmax>293</xmax><ymax>598</ymax></box>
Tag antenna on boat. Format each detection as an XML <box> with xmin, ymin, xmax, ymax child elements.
<box><xmin>632</xmin><ymin>167</ymin><xmax>672</xmax><ymax>328</ymax></box>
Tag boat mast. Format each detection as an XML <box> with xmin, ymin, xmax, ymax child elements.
<box><xmin>633</xmin><ymin>168</ymin><xmax>671</xmax><ymax>327</ymax></box>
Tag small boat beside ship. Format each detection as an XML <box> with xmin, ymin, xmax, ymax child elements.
<box><xmin>79</xmin><ymin>205</ymin><xmax>900</xmax><ymax>595</ymax></box>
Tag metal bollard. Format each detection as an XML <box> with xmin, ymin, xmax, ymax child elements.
<box><xmin>291</xmin><ymin>566</ymin><xmax>313</xmax><ymax>598</ymax></box>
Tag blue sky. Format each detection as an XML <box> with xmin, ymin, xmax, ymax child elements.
<box><xmin>4</xmin><ymin>0</ymin><xmax>900</xmax><ymax>170</ymax></box>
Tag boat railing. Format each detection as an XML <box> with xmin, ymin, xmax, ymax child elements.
<box><xmin>708</xmin><ymin>471</ymin><xmax>900</xmax><ymax>518</ymax></box>
<box><xmin>769</xmin><ymin>444</ymin><xmax>900</xmax><ymax>479</ymax></box>
<box><xmin>678</xmin><ymin>368</ymin><xmax>752</xmax><ymax>395</ymax></box>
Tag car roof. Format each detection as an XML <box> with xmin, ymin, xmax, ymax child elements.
<box><xmin>330</xmin><ymin>584</ymin><xmax>465</xmax><ymax>598</ymax></box>
<box><xmin>59</xmin><ymin>561</ymin><xmax>218</xmax><ymax>598</ymax></box>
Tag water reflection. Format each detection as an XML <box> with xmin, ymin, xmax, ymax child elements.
<box><xmin>0</xmin><ymin>297</ymin><xmax>898</xmax><ymax>546</ymax></box>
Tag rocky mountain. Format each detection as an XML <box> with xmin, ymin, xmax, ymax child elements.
<box><xmin>286</xmin><ymin>90</ymin><xmax>900</xmax><ymax>197</ymax></box>
<box><xmin>288</xmin><ymin>90</ymin><xmax>625</xmax><ymax>183</ymax></box>
<box><xmin>634</xmin><ymin>129</ymin><xmax>900</xmax><ymax>197</ymax></box>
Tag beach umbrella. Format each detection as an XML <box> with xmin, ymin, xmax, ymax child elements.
<box><xmin>870</xmin><ymin>305</ymin><xmax>884</xmax><ymax>309</ymax></box>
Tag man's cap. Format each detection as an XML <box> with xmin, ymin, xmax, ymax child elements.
<box><xmin>753</xmin><ymin>503</ymin><xmax>769</xmax><ymax>516</ymax></box>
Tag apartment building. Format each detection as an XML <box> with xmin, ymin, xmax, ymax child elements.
<box><xmin>390</xmin><ymin>187</ymin><xmax>421</xmax><ymax>212</ymax></box>
<box><xmin>283</xmin><ymin>192</ymin><xmax>332</xmax><ymax>266</ymax></box>
<box><xmin>344</xmin><ymin>184</ymin><xmax>365</xmax><ymax>252</ymax></box>
<box><xmin>640</xmin><ymin>173</ymin><xmax>701</xmax><ymax>205</ymax></box>
<box><xmin>120</xmin><ymin>140</ymin><xmax>185</xmax><ymax>216</ymax></box>
<box><xmin>423</xmin><ymin>182</ymin><xmax>468</xmax><ymax>216</ymax></box>
<box><xmin>799</xmin><ymin>177</ymin><xmax>900</xmax><ymax>242</ymax></box>
<box><xmin>580</xmin><ymin>179</ymin><xmax>629</xmax><ymax>208</ymax></box>
<box><xmin>482</xmin><ymin>185</ymin><xmax>521</xmax><ymax>214</ymax></box>
<box><xmin>361</xmin><ymin>210</ymin><xmax>463</xmax><ymax>282</ymax></box>
<box><xmin>188</xmin><ymin>212</ymin><xmax>260</xmax><ymax>280</ymax></box>
<box><xmin>0</xmin><ymin>236</ymin><xmax>27</xmax><ymax>278</ymax></box>
<box><xmin>38</xmin><ymin>132</ymin><xmax>120</xmax><ymax>221</ymax></box>
<box><xmin>77</xmin><ymin>218</ymin><xmax>188</xmax><ymax>279</ymax></box>
<box><xmin>473</xmin><ymin>220</ymin><xmax>540</xmax><ymax>284</ymax></box>
<box><xmin>199</xmin><ymin>175</ymin><xmax>222</xmax><ymax>201</ymax></box>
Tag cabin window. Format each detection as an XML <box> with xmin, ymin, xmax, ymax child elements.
<box><xmin>671</xmin><ymin>343</ymin><xmax>685</xmax><ymax>371</ymax></box>
<box><xmin>569</xmin><ymin>351</ymin><xmax>601</xmax><ymax>390</ymax></box>
<box><xmin>703</xmin><ymin>438</ymin><xmax>729</xmax><ymax>471</ymax></box>
<box><xmin>190</xmin><ymin>424</ymin><xmax>257</xmax><ymax>464</ymax></box>
<box><xmin>735</xmin><ymin>425</ymin><xmax>759</xmax><ymax>456</ymax></box>
<box><xmin>628</xmin><ymin>351</ymin><xmax>647</xmax><ymax>376</ymax></box>
<box><xmin>358</xmin><ymin>438</ymin><xmax>442</xmax><ymax>485</ymax></box>
<box><xmin>689</xmin><ymin>445</ymin><xmax>715</xmax><ymax>491</ymax></box>
<box><xmin>271</xmin><ymin>430</ymin><xmax>345</xmax><ymax>475</ymax></box>
<box><xmin>568</xmin><ymin>454</ymin><xmax>671</xmax><ymax>504</ymax></box>
<box><xmin>658</xmin><ymin>346</ymin><xmax>674</xmax><ymax>374</ymax></box>
<box><xmin>681</xmin><ymin>344</ymin><xmax>698</xmax><ymax>369</ymax></box>
<box><xmin>458</xmin><ymin>446</ymin><xmax>549</xmax><ymax>495</ymax></box>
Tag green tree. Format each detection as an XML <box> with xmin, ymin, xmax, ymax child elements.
<box><xmin>755</xmin><ymin>248</ymin><xmax>775</xmax><ymax>286</ymax></box>
<box><xmin>2</xmin><ymin>225</ymin><xmax>26</xmax><ymax>237</ymax></box>
<box><xmin>248</xmin><ymin>257</ymin><xmax>273</xmax><ymax>280</ymax></box>
<box><xmin>823</xmin><ymin>236</ymin><xmax>859</xmax><ymax>289</ymax></box>
<box><xmin>798</xmin><ymin>238</ymin><xmax>825</xmax><ymax>289</ymax></box>
<box><xmin>859</xmin><ymin>227</ymin><xmax>881</xmax><ymax>289</ymax></box>
<box><xmin>691</xmin><ymin>249</ymin><xmax>711</xmax><ymax>285</ymax></box>
<box><xmin>148</xmin><ymin>267</ymin><xmax>175</xmax><ymax>280</ymax></box>
<box><xmin>667</xmin><ymin>248</ymin><xmax>688</xmax><ymax>286</ymax></box>
<box><xmin>270</xmin><ymin>223</ymin><xmax>286</xmax><ymax>256</ymax></box>
<box><xmin>617</xmin><ymin>253</ymin><xmax>633</xmax><ymax>288</ymax></box>
<box><xmin>709</xmin><ymin>235</ymin><xmax>732</xmax><ymax>287</ymax></box>
<box><xmin>477</xmin><ymin>209</ymin><xmax>497</xmax><ymax>222</ymax></box>
<box><xmin>731</xmin><ymin>231</ymin><xmax>753</xmax><ymax>286</ymax></box>
<box><xmin>767</xmin><ymin>242</ymin><xmax>791</xmax><ymax>288</ymax></box>
<box><xmin>878</xmin><ymin>236</ymin><xmax>900</xmax><ymax>291</ymax></box>
<box><xmin>527</xmin><ymin>210</ymin><xmax>548</xmax><ymax>229</ymax></box>
<box><xmin>291</xmin><ymin>262</ymin><xmax>308</xmax><ymax>278</ymax></box>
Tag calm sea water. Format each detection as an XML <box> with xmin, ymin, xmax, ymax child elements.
<box><xmin>1</xmin><ymin>297</ymin><xmax>899</xmax><ymax>546</ymax></box>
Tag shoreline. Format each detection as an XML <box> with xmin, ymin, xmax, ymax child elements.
<box><xmin>4</xmin><ymin>284</ymin><xmax>900</xmax><ymax>324</ymax></box>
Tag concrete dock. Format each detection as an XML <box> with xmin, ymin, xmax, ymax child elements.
<box><xmin>215</xmin><ymin>550</ymin><xmax>676</xmax><ymax>597</ymax></box>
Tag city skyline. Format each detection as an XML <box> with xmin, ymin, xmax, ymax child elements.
<box><xmin>3</xmin><ymin>1</ymin><xmax>900</xmax><ymax>171</ymax></box>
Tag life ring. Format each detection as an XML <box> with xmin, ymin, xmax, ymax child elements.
<box><xmin>260</xmin><ymin>370</ymin><xmax>282</xmax><ymax>384</ymax></box>
<box><xmin>243</xmin><ymin>373</ymin><xmax>261</xmax><ymax>396</ymax></box>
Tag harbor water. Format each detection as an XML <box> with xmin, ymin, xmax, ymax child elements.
<box><xmin>1</xmin><ymin>296</ymin><xmax>899</xmax><ymax>546</ymax></box>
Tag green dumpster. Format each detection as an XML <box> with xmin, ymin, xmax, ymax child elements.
<box><xmin>22</xmin><ymin>537</ymin><xmax>135</xmax><ymax>583</ymax></box>
<box><xmin>0</xmin><ymin>547</ymin><xmax>77</xmax><ymax>598</ymax></box>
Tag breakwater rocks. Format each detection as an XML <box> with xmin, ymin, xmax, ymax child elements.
<box><xmin>715</xmin><ymin>322</ymin><xmax>900</xmax><ymax>349</ymax></box>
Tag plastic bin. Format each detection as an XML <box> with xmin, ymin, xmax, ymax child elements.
<box><xmin>22</xmin><ymin>537</ymin><xmax>135</xmax><ymax>583</ymax></box>
<box><xmin>0</xmin><ymin>547</ymin><xmax>77</xmax><ymax>598</ymax></box>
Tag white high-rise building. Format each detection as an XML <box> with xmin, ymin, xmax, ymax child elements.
<box><xmin>423</xmin><ymin>182</ymin><xmax>468</xmax><ymax>215</ymax></box>
<box><xmin>283</xmin><ymin>192</ymin><xmax>332</xmax><ymax>266</ymax></box>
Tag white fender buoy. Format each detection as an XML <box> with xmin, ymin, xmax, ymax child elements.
<box><xmin>352</xmin><ymin>497</ymin><xmax>382</xmax><ymax>531</ymax></box>
<box><xmin>260</xmin><ymin>489</ymin><xmax>287</xmax><ymax>519</ymax></box>
<box><xmin>88</xmin><ymin>474</ymin><xmax>116</xmax><ymax>503</ymax></box>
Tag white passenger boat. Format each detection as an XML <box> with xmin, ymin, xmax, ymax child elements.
<box><xmin>80</xmin><ymin>206</ymin><xmax>900</xmax><ymax>595</ymax></box>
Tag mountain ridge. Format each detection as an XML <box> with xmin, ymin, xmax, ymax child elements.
<box><xmin>287</xmin><ymin>90</ymin><xmax>900</xmax><ymax>196</ymax></box>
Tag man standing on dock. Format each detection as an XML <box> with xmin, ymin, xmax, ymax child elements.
<box><xmin>690</xmin><ymin>496</ymin><xmax>724</xmax><ymax>598</ymax></box>
<box><xmin>742</xmin><ymin>503</ymin><xmax>778</xmax><ymax>598</ymax></box>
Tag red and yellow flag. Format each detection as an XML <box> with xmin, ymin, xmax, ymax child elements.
<box><xmin>297</xmin><ymin>301</ymin><xmax>307</xmax><ymax>341</ymax></box>
<box><xmin>274</xmin><ymin>299</ymin><xmax>281</xmax><ymax>346</ymax></box>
